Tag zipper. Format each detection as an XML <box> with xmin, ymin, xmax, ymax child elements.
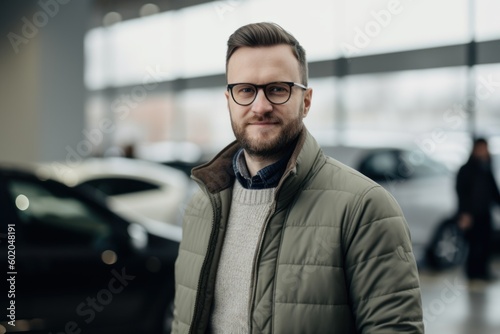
<box><xmin>247</xmin><ymin>168</ymin><xmax>294</xmax><ymax>332</ymax></box>
<box><xmin>247</xmin><ymin>204</ymin><xmax>277</xmax><ymax>332</ymax></box>
<box><xmin>189</xmin><ymin>177</ymin><xmax>221</xmax><ymax>334</ymax></box>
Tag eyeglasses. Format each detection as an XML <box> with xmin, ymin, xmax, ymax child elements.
<box><xmin>227</xmin><ymin>81</ymin><xmax>307</xmax><ymax>106</ymax></box>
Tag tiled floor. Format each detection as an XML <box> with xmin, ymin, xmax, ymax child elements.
<box><xmin>419</xmin><ymin>256</ymin><xmax>500</xmax><ymax>334</ymax></box>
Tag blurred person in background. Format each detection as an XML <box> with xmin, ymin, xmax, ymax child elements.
<box><xmin>456</xmin><ymin>138</ymin><xmax>500</xmax><ymax>282</ymax></box>
<box><xmin>172</xmin><ymin>22</ymin><xmax>423</xmax><ymax>333</ymax></box>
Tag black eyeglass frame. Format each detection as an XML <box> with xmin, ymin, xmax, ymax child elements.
<box><xmin>227</xmin><ymin>81</ymin><xmax>308</xmax><ymax>106</ymax></box>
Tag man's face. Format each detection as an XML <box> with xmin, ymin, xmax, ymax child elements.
<box><xmin>225</xmin><ymin>45</ymin><xmax>312</xmax><ymax>158</ymax></box>
<box><xmin>473</xmin><ymin>142</ymin><xmax>490</xmax><ymax>161</ymax></box>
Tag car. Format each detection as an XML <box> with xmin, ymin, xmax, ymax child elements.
<box><xmin>321</xmin><ymin>145</ymin><xmax>500</xmax><ymax>270</ymax></box>
<box><xmin>37</xmin><ymin>157</ymin><xmax>192</xmax><ymax>226</ymax></box>
<box><xmin>133</xmin><ymin>140</ymin><xmax>205</xmax><ymax>178</ymax></box>
<box><xmin>0</xmin><ymin>165</ymin><xmax>180</xmax><ymax>334</ymax></box>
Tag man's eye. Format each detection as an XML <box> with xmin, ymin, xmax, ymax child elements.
<box><xmin>268</xmin><ymin>86</ymin><xmax>288</xmax><ymax>94</ymax></box>
<box><xmin>237</xmin><ymin>86</ymin><xmax>255</xmax><ymax>94</ymax></box>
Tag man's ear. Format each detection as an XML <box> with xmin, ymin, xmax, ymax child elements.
<box><xmin>225</xmin><ymin>90</ymin><xmax>231</xmax><ymax>111</ymax></box>
<box><xmin>303</xmin><ymin>88</ymin><xmax>313</xmax><ymax>117</ymax></box>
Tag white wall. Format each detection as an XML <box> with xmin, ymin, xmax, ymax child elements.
<box><xmin>0</xmin><ymin>0</ymin><xmax>90</xmax><ymax>164</ymax></box>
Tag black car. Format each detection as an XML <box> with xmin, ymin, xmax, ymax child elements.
<box><xmin>0</xmin><ymin>166</ymin><xmax>180</xmax><ymax>334</ymax></box>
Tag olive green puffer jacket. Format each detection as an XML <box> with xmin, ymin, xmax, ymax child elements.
<box><xmin>172</xmin><ymin>129</ymin><xmax>424</xmax><ymax>333</ymax></box>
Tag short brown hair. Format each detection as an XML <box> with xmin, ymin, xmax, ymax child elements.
<box><xmin>226</xmin><ymin>22</ymin><xmax>308</xmax><ymax>86</ymax></box>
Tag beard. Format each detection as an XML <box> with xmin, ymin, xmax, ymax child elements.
<box><xmin>230</xmin><ymin>106</ymin><xmax>304</xmax><ymax>158</ymax></box>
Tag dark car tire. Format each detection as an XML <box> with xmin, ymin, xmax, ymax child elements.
<box><xmin>425</xmin><ymin>216</ymin><xmax>468</xmax><ymax>270</ymax></box>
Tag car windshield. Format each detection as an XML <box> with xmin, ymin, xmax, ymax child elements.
<box><xmin>400</xmin><ymin>150</ymin><xmax>449</xmax><ymax>178</ymax></box>
<box><xmin>7</xmin><ymin>178</ymin><xmax>112</xmax><ymax>247</ymax></box>
<box><xmin>76</xmin><ymin>177</ymin><xmax>161</xmax><ymax>196</ymax></box>
<box><xmin>358</xmin><ymin>148</ymin><xmax>449</xmax><ymax>182</ymax></box>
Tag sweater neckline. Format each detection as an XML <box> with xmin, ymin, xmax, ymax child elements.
<box><xmin>231</xmin><ymin>181</ymin><xmax>275</xmax><ymax>205</ymax></box>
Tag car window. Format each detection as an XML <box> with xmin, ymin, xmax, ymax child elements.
<box><xmin>76</xmin><ymin>177</ymin><xmax>160</xmax><ymax>196</ymax></box>
<box><xmin>359</xmin><ymin>151</ymin><xmax>399</xmax><ymax>182</ymax></box>
<box><xmin>7</xmin><ymin>178</ymin><xmax>112</xmax><ymax>248</ymax></box>
<box><xmin>400</xmin><ymin>150</ymin><xmax>448</xmax><ymax>178</ymax></box>
<box><xmin>359</xmin><ymin>149</ymin><xmax>449</xmax><ymax>182</ymax></box>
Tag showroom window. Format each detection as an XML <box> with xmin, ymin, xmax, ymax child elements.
<box><xmin>84</xmin><ymin>0</ymin><xmax>499</xmax><ymax>157</ymax></box>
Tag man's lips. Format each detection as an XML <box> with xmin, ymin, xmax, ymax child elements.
<box><xmin>250</xmin><ymin>121</ymin><xmax>279</xmax><ymax>125</ymax></box>
<box><xmin>248</xmin><ymin>119</ymin><xmax>280</xmax><ymax>126</ymax></box>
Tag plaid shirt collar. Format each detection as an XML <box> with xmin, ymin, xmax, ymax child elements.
<box><xmin>232</xmin><ymin>147</ymin><xmax>294</xmax><ymax>189</ymax></box>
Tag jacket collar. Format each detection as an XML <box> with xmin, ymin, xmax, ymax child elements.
<box><xmin>191</xmin><ymin>127</ymin><xmax>324</xmax><ymax>197</ymax></box>
<box><xmin>275</xmin><ymin>128</ymin><xmax>325</xmax><ymax>206</ymax></box>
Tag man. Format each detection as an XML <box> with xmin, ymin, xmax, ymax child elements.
<box><xmin>456</xmin><ymin>138</ymin><xmax>500</xmax><ymax>281</ymax></box>
<box><xmin>172</xmin><ymin>22</ymin><xmax>423</xmax><ymax>333</ymax></box>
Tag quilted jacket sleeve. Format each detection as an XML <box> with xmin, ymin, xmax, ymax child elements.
<box><xmin>343</xmin><ymin>185</ymin><xmax>424</xmax><ymax>333</ymax></box>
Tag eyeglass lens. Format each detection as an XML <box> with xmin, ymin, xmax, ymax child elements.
<box><xmin>231</xmin><ymin>82</ymin><xmax>292</xmax><ymax>105</ymax></box>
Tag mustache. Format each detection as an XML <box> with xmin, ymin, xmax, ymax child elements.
<box><xmin>246</xmin><ymin>115</ymin><xmax>281</xmax><ymax>124</ymax></box>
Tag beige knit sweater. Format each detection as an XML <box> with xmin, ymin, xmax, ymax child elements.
<box><xmin>209</xmin><ymin>181</ymin><xmax>275</xmax><ymax>333</ymax></box>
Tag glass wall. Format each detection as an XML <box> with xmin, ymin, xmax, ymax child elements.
<box><xmin>84</xmin><ymin>0</ymin><xmax>500</xmax><ymax>165</ymax></box>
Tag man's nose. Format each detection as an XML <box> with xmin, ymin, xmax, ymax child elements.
<box><xmin>251</xmin><ymin>88</ymin><xmax>273</xmax><ymax>114</ymax></box>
